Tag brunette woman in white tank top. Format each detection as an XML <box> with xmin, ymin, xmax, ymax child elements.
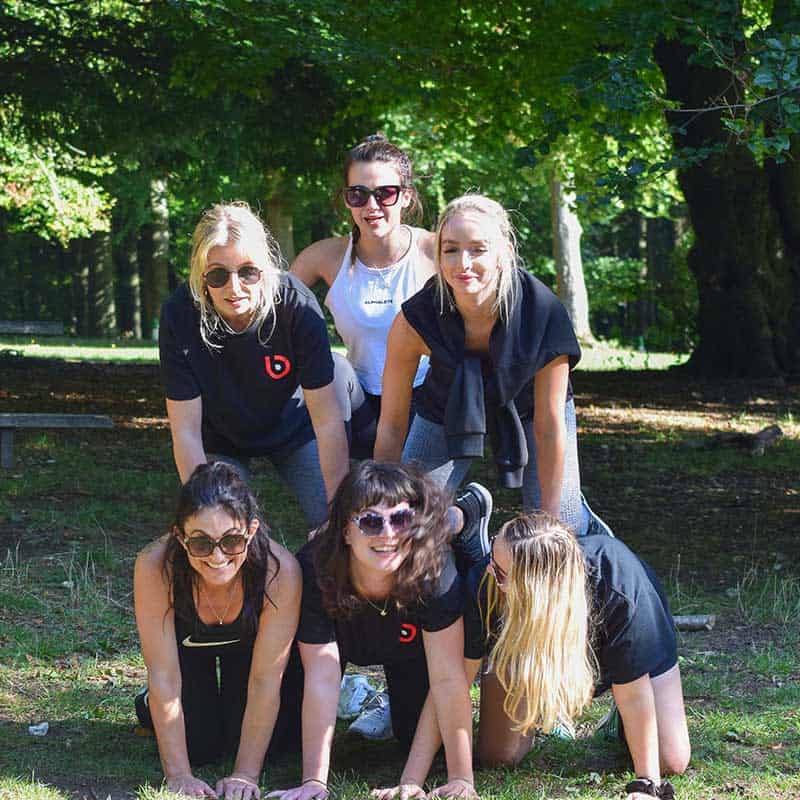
<box><xmin>291</xmin><ymin>135</ymin><xmax>435</xmax><ymax>457</ymax></box>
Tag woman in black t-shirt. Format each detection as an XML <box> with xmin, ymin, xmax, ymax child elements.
<box><xmin>134</xmin><ymin>462</ymin><xmax>302</xmax><ymax>800</ymax></box>
<box><xmin>270</xmin><ymin>461</ymin><xmax>476</xmax><ymax>800</ymax></box>
<box><xmin>464</xmin><ymin>512</ymin><xmax>690</xmax><ymax>800</ymax></box>
<box><xmin>375</xmin><ymin>193</ymin><xmax>609</xmax><ymax>537</ymax></box>
<box><xmin>159</xmin><ymin>202</ymin><xmax>364</xmax><ymax>527</ymax></box>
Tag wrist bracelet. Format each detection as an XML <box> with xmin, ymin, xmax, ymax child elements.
<box><xmin>229</xmin><ymin>775</ymin><xmax>259</xmax><ymax>787</ymax></box>
<box><xmin>302</xmin><ymin>778</ymin><xmax>328</xmax><ymax>790</ymax></box>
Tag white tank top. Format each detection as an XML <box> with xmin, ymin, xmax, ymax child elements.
<box><xmin>325</xmin><ymin>227</ymin><xmax>430</xmax><ymax>395</ymax></box>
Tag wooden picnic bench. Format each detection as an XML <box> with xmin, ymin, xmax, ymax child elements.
<box><xmin>0</xmin><ymin>413</ymin><xmax>114</xmax><ymax>469</ymax></box>
<box><xmin>0</xmin><ymin>320</ymin><xmax>64</xmax><ymax>335</ymax></box>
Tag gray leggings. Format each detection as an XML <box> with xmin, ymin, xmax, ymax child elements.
<box><xmin>402</xmin><ymin>398</ymin><xmax>611</xmax><ymax>537</ymax></box>
<box><xmin>210</xmin><ymin>354</ymin><xmax>363</xmax><ymax>528</ymax></box>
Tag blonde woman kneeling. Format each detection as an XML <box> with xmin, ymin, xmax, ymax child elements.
<box><xmin>464</xmin><ymin>512</ymin><xmax>690</xmax><ymax>800</ymax></box>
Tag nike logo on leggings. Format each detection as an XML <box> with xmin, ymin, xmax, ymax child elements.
<box><xmin>181</xmin><ymin>635</ymin><xmax>241</xmax><ymax>648</ymax></box>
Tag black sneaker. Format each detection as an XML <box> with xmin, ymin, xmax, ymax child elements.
<box><xmin>452</xmin><ymin>482</ymin><xmax>493</xmax><ymax>573</ymax></box>
<box><xmin>134</xmin><ymin>686</ymin><xmax>153</xmax><ymax>730</ymax></box>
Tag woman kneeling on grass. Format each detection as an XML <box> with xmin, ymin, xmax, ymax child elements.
<box><xmin>134</xmin><ymin>462</ymin><xmax>302</xmax><ymax>799</ymax></box>
<box><xmin>269</xmin><ymin>461</ymin><xmax>477</xmax><ymax>800</ymax></box>
<box><xmin>464</xmin><ymin>512</ymin><xmax>690</xmax><ymax>800</ymax></box>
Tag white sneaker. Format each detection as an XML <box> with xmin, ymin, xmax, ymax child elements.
<box><xmin>347</xmin><ymin>691</ymin><xmax>393</xmax><ymax>740</ymax></box>
<box><xmin>337</xmin><ymin>674</ymin><xmax>376</xmax><ymax>720</ymax></box>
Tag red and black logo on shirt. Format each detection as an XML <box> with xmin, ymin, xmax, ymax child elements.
<box><xmin>265</xmin><ymin>354</ymin><xmax>292</xmax><ymax>379</ymax></box>
<box><xmin>399</xmin><ymin>623</ymin><xmax>418</xmax><ymax>644</ymax></box>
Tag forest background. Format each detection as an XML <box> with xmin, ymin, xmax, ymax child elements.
<box><xmin>1</xmin><ymin>2</ymin><xmax>800</xmax><ymax>800</ymax></box>
<box><xmin>1</xmin><ymin>0</ymin><xmax>799</xmax><ymax>377</ymax></box>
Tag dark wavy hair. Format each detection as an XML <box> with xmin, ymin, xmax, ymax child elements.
<box><xmin>312</xmin><ymin>461</ymin><xmax>450</xmax><ymax>618</ymax></box>
<box><xmin>163</xmin><ymin>462</ymin><xmax>279</xmax><ymax>636</ymax></box>
<box><xmin>342</xmin><ymin>133</ymin><xmax>423</xmax><ymax>251</ymax></box>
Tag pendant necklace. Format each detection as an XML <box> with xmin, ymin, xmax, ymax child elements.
<box><xmin>203</xmin><ymin>581</ymin><xmax>238</xmax><ymax>625</ymax></box>
<box><xmin>364</xmin><ymin>595</ymin><xmax>390</xmax><ymax>617</ymax></box>
<box><xmin>363</xmin><ymin>226</ymin><xmax>411</xmax><ymax>297</ymax></box>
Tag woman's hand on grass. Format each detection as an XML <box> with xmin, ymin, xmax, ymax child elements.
<box><xmin>266</xmin><ymin>780</ymin><xmax>329</xmax><ymax>800</ymax></box>
<box><xmin>426</xmin><ymin>778</ymin><xmax>479</xmax><ymax>799</ymax></box>
<box><xmin>166</xmin><ymin>772</ymin><xmax>218</xmax><ymax>797</ymax></box>
<box><xmin>217</xmin><ymin>772</ymin><xmax>261</xmax><ymax>799</ymax></box>
<box><xmin>370</xmin><ymin>782</ymin><xmax>426</xmax><ymax>800</ymax></box>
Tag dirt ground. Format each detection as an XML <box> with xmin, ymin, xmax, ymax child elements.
<box><xmin>1</xmin><ymin>352</ymin><xmax>798</xmax><ymax>577</ymax></box>
<box><xmin>1</xmin><ymin>353</ymin><xmax>799</xmax><ymax>800</ymax></box>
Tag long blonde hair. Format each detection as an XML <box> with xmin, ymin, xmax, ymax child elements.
<box><xmin>485</xmin><ymin>512</ymin><xmax>597</xmax><ymax>735</ymax></box>
<box><xmin>433</xmin><ymin>193</ymin><xmax>520</xmax><ymax>322</ymax></box>
<box><xmin>188</xmin><ymin>202</ymin><xmax>283</xmax><ymax>349</ymax></box>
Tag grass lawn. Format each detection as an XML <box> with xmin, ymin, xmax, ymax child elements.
<box><xmin>0</xmin><ymin>349</ymin><xmax>797</xmax><ymax>799</ymax></box>
<box><xmin>0</xmin><ymin>336</ymin><xmax>689</xmax><ymax>371</ymax></box>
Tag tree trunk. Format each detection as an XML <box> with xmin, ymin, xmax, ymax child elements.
<box><xmin>765</xmin><ymin>0</ymin><xmax>800</xmax><ymax>375</ymax></box>
<box><xmin>114</xmin><ymin>210</ymin><xmax>142</xmax><ymax>339</ymax></box>
<box><xmin>70</xmin><ymin>238</ymin><xmax>89</xmax><ymax>337</ymax></box>
<box><xmin>549</xmin><ymin>171</ymin><xmax>594</xmax><ymax>342</ymax></box>
<box><xmin>140</xmin><ymin>177</ymin><xmax>170</xmax><ymax>340</ymax></box>
<box><xmin>88</xmin><ymin>231</ymin><xmax>116</xmax><ymax>336</ymax></box>
<box><xmin>654</xmin><ymin>27</ymin><xmax>793</xmax><ymax>378</ymax></box>
<box><xmin>265</xmin><ymin>192</ymin><xmax>295</xmax><ymax>264</ymax></box>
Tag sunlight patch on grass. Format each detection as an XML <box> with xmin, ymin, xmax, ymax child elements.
<box><xmin>0</xmin><ymin>335</ymin><xmax>690</xmax><ymax>371</ymax></box>
<box><xmin>0</xmin><ymin>777</ymin><xmax>70</xmax><ymax>800</ymax></box>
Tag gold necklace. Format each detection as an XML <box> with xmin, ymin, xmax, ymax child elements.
<box><xmin>363</xmin><ymin>595</ymin><xmax>389</xmax><ymax>617</ymax></box>
<box><xmin>203</xmin><ymin>582</ymin><xmax>238</xmax><ymax>625</ymax></box>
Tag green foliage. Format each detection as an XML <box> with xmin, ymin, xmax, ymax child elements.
<box><xmin>0</xmin><ymin>112</ymin><xmax>113</xmax><ymax>244</ymax></box>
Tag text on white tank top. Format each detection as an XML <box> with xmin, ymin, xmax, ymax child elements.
<box><xmin>325</xmin><ymin>227</ymin><xmax>430</xmax><ymax>395</ymax></box>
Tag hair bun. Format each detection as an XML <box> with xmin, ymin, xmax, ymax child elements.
<box><xmin>363</xmin><ymin>133</ymin><xmax>387</xmax><ymax>143</ymax></box>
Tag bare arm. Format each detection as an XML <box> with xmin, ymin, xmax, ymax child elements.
<box><xmin>380</xmin><ymin>657</ymin><xmax>481</xmax><ymax>798</ymax></box>
<box><xmin>165</xmin><ymin>396</ymin><xmax>206</xmax><ymax>484</ymax></box>
<box><xmin>413</xmin><ymin>229</ymin><xmax>437</xmax><ymax>281</ymax></box>
<box><xmin>304</xmin><ymin>382</ymin><xmax>348</xmax><ymax>503</ymax></box>
<box><xmin>220</xmin><ymin>546</ymin><xmax>302</xmax><ymax>796</ymax></box>
<box><xmin>421</xmin><ymin>620</ymin><xmax>475</xmax><ymax>795</ymax></box>
<box><xmin>134</xmin><ymin>543</ymin><xmax>216</xmax><ymax>798</ymax></box>
<box><xmin>613</xmin><ymin>674</ymin><xmax>661</xmax><ymax>790</ymax></box>
<box><xmin>532</xmin><ymin>355</ymin><xmax>570</xmax><ymax>516</ymax></box>
<box><xmin>374</xmin><ymin>312</ymin><xmax>429</xmax><ymax>461</ymax></box>
<box><xmin>290</xmin><ymin>238</ymin><xmax>348</xmax><ymax>289</ymax></box>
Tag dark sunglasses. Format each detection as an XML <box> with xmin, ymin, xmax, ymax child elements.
<box><xmin>344</xmin><ymin>184</ymin><xmax>404</xmax><ymax>208</ymax></box>
<box><xmin>182</xmin><ymin>531</ymin><xmax>251</xmax><ymax>558</ymax></box>
<box><xmin>203</xmin><ymin>265</ymin><xmax>262</xmax><ymax>289</ymax></box>
<box><xmin>351</xmin><ymin>507</ymin><xmax>415</xmax><ymax>536</ymax></box>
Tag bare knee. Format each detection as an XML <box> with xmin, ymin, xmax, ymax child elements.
<box><xmin>477</xmin><ymin>739</ymin><xmax>530</xmax><ymax>768</ymax></box>
<box><xmin>331</xmin><ymin>353</ymin><xmax>363</xmax><ymax>419</ymax></box>
<box><xmin>661</xmin><ymin>744</ymin><xmax>691</xmax><ymax>776</ymax></box>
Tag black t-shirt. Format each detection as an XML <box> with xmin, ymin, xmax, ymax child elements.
<box><xmin>464</xmin><ymin>535</ymin><xmax>677</xmax><ymax>693</ymax></box>
<box><xmin>159</xmin><ymin>275</ymin><xmax>334</xmax><ymax>457</ymax></box>
<box><xmin>402</xmin><ymin>270</ymin><xmax>581</xmax><ymax>424</ymax></box>
<box><xmin>296</xmin><ymin>542</ymin><xmax>464</xmax><ymax>666</ymax></box>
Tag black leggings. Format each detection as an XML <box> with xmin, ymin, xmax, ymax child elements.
<box><xmin>385</xmin><ymin>656</ymin><xmax>431</xmax><ymax>750</ymax></box>
<box><xmin>139</xmin><ymin>646</ymin><xmax>303</xmax><ymax>766</ymax></box>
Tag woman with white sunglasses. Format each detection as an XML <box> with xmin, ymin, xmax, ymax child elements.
<box><xmin>269</xmin><ymin>461</ymin><xmax>485</xmax><ymax>800</ymax></box>
<box><xmin>291</xmin><ymin>135</ymin><xmax>435</xmax><ymax>457</ymax></box>
<box><xmin>159</xmin><ymin>202</ymin><xmax>364</xmax><ymax>526</ymax></box>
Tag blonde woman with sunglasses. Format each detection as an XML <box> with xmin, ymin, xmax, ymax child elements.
<box><xmin>160</xmin><ymin>202</ymin><xmax>365</xmax><ymax>526</ymax></box>
<box><xmin>464</xmin><ymin>511</ymin><xmax>690</xmax><ymax>800</ymax></box>
<box><xmin>134</xmin><ymin>462</ymin><xmax>303</xmax><ymax>799</ymax></box>
<box><xmin>291</xmin><ymin>135</ymin><xmax>435</xmax><ymax>458</ymax></box>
